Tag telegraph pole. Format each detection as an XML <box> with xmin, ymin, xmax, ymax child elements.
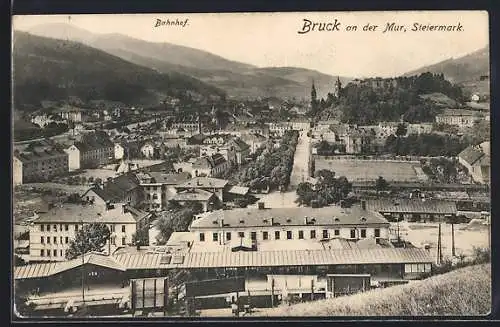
<box><xmin>451</xmin><ymin>223</ymin><xmax>456</xmax><ymax>257</ymax></box>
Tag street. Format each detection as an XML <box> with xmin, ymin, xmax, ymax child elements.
<box><xmin>289</xmin><ymin>130</ymin><xmax>312</xmax><ymax>188</ymax></box>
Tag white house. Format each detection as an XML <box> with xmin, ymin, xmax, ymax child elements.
<box><xmin>140</xmin><ymin>142</ymin><xmax>155</xmax><ymax>159</ymax></box>
<box><xmin>28</xmin><ymin>203</ymin><xmax>137</xmax><ymax>262</ymax></box>
<box><xmin>64</xmin><ymin>144</ymin><xmax>81</xmax><ymax>171</ymax></box>
<box><xmin>114</xmin><ymin>143</ymin><xmax>125</xmax><ymax>160</ymax></box>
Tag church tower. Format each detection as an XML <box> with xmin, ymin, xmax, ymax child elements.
<box><xmin>310</xmin><ymin>80</ymin><xmax>318</xmax><ymax>111</ymax></box>
<box><xmin>334</xmin><ymin>76</ymin><xmax>342</xmax><ymax>98</ymax></box>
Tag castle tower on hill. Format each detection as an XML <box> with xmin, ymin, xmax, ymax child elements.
<box><xmin>334</xmin><ymin>76</ymin><xmax>342</xmax><ymax>98</ymax></box>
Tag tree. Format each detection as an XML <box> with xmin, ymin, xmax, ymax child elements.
<box><xmin>65</xmin><ymin>223</ymin><xmax>111</xmax><ymax>260</ymax></box>
<box><xmin>375</xmin><ymin>176</ymin><xmax>389</xmax><ymax>193</ymax></box>
<box><xmin>395</xmin><ymin>123</ymin><xmax>408</xmax><ymax>137</ymax></box>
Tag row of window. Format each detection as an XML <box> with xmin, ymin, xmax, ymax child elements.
<box><xmin>40</xmin><ymin>224</ymin><xmax>127</xmax><ymax>232</ymax></box>
<box><xmin>404</xmin><ymin>263</ymin><xmax>432</xmax><ymax>273</ymax></box>
<box><xmin>200</xmin><ymin>228</ymin><xmax>381</xmax><ymax>242</ymax></box>
<box><xmin>40</xmin><ymin>249</ymin><xmax>66</xmax><ymax>257</ymax></box>
<box><xmin>41</xmin><ymin>236</ymin><xmax>69</xmax><ymax>244</ymax></box>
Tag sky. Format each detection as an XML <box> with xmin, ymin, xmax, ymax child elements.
<box><xmin>13</xmin><ymin>11</ymin><xmax>489</xmax><ymax>78</ymax></box>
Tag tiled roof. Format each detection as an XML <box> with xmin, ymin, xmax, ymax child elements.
<box><xmin>365</xmin><ymin>199</ymin><xmax>457</xmax><ymax>214</ymax></box>
<box><xmin>113</xmin><ymin>247</ymin><xmax>433</xmax><ymax>270</ymax></box>
<box><xmin>190</xmin><ymin>206</ymin><xmax>388</xmax><ymax>229</ymax></box>
<box><xmin>34</xmin><ymin>203</ymin><xmax>137</xmax><ymax>224</ymax></box>
<box><xmin>146</xmin><ymin>172</ymin><xmax>191</xmax><ymax>185</ymax></box>
<box><xmin>14</xmin><ymin>148</ymin><xmax>67</xmax><ymax>163</ymax></box>
<box><xmin>172</xmin><ymin>189</ymin><xmax>215</xmax><ymax>202</ymax></box>
<box><xmin>459</xmin><ymin>145</ymin><xmax>486</xmax><ymax>166</ymax></box>
<box><xmin>14</xmin><ymin>252</ymin><xmax>125</xmax><ymax>280</ymax></box>
<box><xmin>177</xmin><ymin>177</ymin><xmax>229</xmax><ymax>189</ymax></box>
<box><xmin>226</xmin><ymin>185</ymin><xmax>250</xmax><ymax>196</ymax></box>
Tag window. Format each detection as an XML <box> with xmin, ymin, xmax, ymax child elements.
<box><xmin>275</xmin><ymin>231</ymin><xmax>280</xmax><ymax>240</ymax></box>
<box><xmin>286</xmin><ymin>231</ymin><xmax>292</xmax><ymax>240</ymax></box>
<box><xmin>40</xmin><ymin>249</ymin><xmax>45</xmax><ymax>257</ymax></box>
<box><xmin>60</xmin><ymin>236</ymin><xmax>63</xmax><ymax>244</ymax></box>
<box><xmin>47</xmin><ymin>225</ymin><xmax>51</xmax><ymax>232</ymax></box>
<box><xmin>60</xmin><ymin>224</ymin><xmax>63</xmax><ymax>231</ymax></box>
<box><xmin>65</xmin><ymin>224</ymin><xmax>69</xmax><ymax>231</ymax></box>
<box><xmin>47</xmin><ymin>250</ymin><xmax>51</xmax><ymax>257</ymax></box>
<box><xmin>41</xmin><ymin>236</ymin><xmax>44</xmax><ymax>244</ymax></box>
<box><xmin>298</xmin><ymin>231</ymin><xmax>304</xmax><ymax>239</ymax></box>
<box><xmin>122</xmin><ymin>237</ymin><xmax>126</xmax><ymax>245</ymax></box>
<box><xmin>263</xmin><ymin>231</ymin><xmax>269</xmax><ymax>240</ymax></box>
<box><xmin>111</xmin><ymin>225</ymin><xmax>115</xmax><ymax>232</ymax></box>
<box><xmin>350</xmin><ymin>229</ymin><xmax>356</xmax><ymax>238</ymax></box>
<box><xmin>75</xmin><ymin>224</ymin><xmax>79</xmax><ymax>231</ymax></box>
<box><xmin>199</xmin><ymin>233</ymin><xmax>205</xmax><ymax>242</ymax></box>
<box><xmin>322</xmin><ymin>230</ymin><xmax>328</xmax><ymax>239</ymax></box>
<box><xmin>41</xmin><ymin>225</ymin><xmax>44</xmax><ymax>232</ymax></box>
<box><xmin>374</xmin><ymin>228</ymin><xmax>380</xmax><ymax>238</ymax></box>
<box><xmin>47</xmin><ymin>237</ymin><xmax>51</xmax><ymax>244</ymax></box>
<box><xmin>236</xmin><ymin>231</ymin><xmax>243</xmax><ymax>238</ymax></box>
<box><xmin>60</xmin><ymin>250</ymin><xmax>63</xmax><ymax>257</ymax></box>
<box><xmin>213</xmin><ymin>232</ymin><xmax>219</xmax><ymax>242</ymax></box>
<box><xmin>334</xmin><ymin>229</ymin><xmax>340</xmax><ymax>236</ymax></box>
<box><xmin>251</xmin><ymin>232</ymin><xmax>257</xmax><ymax>240</ymax></box>
<box><xmin>122</xmin><ymin>225</ymin><xmax>126</xmax><ymax>233</ymax></box>
<box><xmin>361</xmin><ymin>229</ymin><xmax>367</xmax><ymax>238</ymax></box>
<box><xmin>53</xmin><ymin>225</ymin><xmax>57</xmax><ymax>231</ymax></box>
<box><xmin>111</xmin><ymin>238</ymin><xmax>116</xmax><ymax>245</ymax></box>
<box><xmin>54</xmin><ymin>237</ymin><xmax>57</xmax><ymax>244</ymax></box>
<box><xmin>53</xmin><ymin>250</ymin><xmax>57</xmax><ymax>257</ymax></box>
<box><xmin>310</xmin><ymin>230</ymin><xmax>316</xmax><ymax>239</ymax></box>
<box><xmin>65</xmin><ymin>237</ymin><xmax>69</xmax><ymax>244</ymax></box>
<box><xmin>226</xmin><ymin>232</ymin><xmax>231</xmax><ymax>241</ymax></box>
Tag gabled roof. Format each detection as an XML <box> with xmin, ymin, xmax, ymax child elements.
<box><xmin>365</xmin><ymin>199</ymin><xmax>457</xmax><ymax>214</ymax></box>
<box><xmin>459</xmin><ymin>145</ymin><xmax>486</xmax><ymax>166</ymax></box>
<box><xmin>190</xmin><ymin>206</ymin><xmax>388</xmax><ymax>229</ymax></box>
<box><xmin>177</xmin><ymin>177</ymin><xmax>229</xmax><ymax>189</ymax></box>
<box><xmin>34</xmin><ymin>203</ymin><xmax>137</xmax><ymax>224</ymax></box>
<box><xmin>146</xmin><ymin>172</ymin><xmax>192</xmax><ymax>185</ymax></box>
<box><xmin>14</xmin><ymin>252</ymin><xmax>126</xmax><ymax>280</ymax></box>
<box><xmin>172</xmin><ymin>189</ymin><xmax>216</xmax><ymax>202</ymax></box>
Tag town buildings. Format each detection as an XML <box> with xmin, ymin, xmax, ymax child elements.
<box><xmin>65</xmin><ymin>138</ymin><xmax>114</xmax><ymax>170</ymax></box>
<box><xmin>82</xmin><ymin>173</ymin><xmax>143</xmax><ymax>207</ymax></box>
<box><xmin>365</xmin><ymin>198</ymin><xmax>457</xmax><ymax>222</ymax></box>
<box><xmin>435</xmin><ymin>109</ymin><xmax>484</xmax><ymax>128</ymax></box>
<box><xmin>137</xmin><ymin>171</ymin><xmax>191</xmax><ymax>211</ymax></box>
<box><xmin>458</xmin><ymin>141</ymin><xmax>490</xmax><ymax>184</ymax></box>
<box><xmin>188</xmin><ymin>204</ymin><xmax>391</xmax><ymax>249</ymax></box>
<box><xmin>174</xmin><ymin>153</ymin><xmax>230</xmax><ymax>178</ymax></box>
<box><xmin>13</xmin><ymin>146</ymin><xmax>68</xmax><ymax>185</ymax></box>
<box><xmin>27</xmin><ymin>202</ymin><xmax>137</xmax><ymax>262</ymax></box>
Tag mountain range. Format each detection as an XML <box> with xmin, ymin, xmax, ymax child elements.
<box><xmin>22</xmin><ymin>23</ymin><xmax>350</xmax><ymax>100</ymax></box>
<box><xmin>14</xmin><ymin>23</ymin><xmax>489</xmax><ymax>108</ymax></box>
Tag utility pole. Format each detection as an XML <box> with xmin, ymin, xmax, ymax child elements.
<box><xmin>437</xmin><ymin>223</ymin><xmax>442</xmax><ymax>265</ymax></box>
<box><xmin>271</xmin><ymin>278</ymin><xmax>275</xmax><ymax>308</ymax></box>
<box><xmin>451</xmin><ymin>223</ymin><xmax>455</xmax><ymax>257</ymax></box>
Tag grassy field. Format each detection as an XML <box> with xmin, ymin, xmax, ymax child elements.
<box><xmin>315</xmin><ymin>159</ymin><xmax>423</xmax><ymax>182</ymax></box>
<box><xmin>251</xmin><ymin>264</ymin><xmax>491</xmax><ymax>317</ymax></box>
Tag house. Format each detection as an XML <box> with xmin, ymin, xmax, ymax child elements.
<box><xmin>267</xmin><ymin>122</ymin><xmax>293</xmax><ymax>137</ymax></box>
<box><xmin>175</xmin><ymin>177</ymin><xmax>229</xmax><ymax>203</ymax></box>
<box><xmin>82</xmin><ymin>173</ymin><xmax>143</xmax><ymax>207</ymax></box>
<box><xmin>13</xmin><ymin>146</ymin><xmax>69</xmax><ymax>184</ymax></box>
<box><xmin>171</xmin><ymin>189</ymin><xmax>221</xmax><ymax>212</ymax></box>
<box><xmin>188</xmin><ymin>204</ymin><xmax>390</xmax><ymax>248</ymax></box>
<box><xmin>53</xmin><ymin>106</ymin><xmax>83</xmax><ymax>122</ymax></box>
<box><xmin>471</xmin><ymin>94</ymin><xmax>480</xmax><ymax>102</ymax></box>
<box><xmin>27</xmin><ymin>202</ymin><xmax>137</xmax><ymax>262</ymax></box>
<box><xmin>138</xmin><ymin>171</ymin><xmax>192</xmax><ymax>211</ymax></box>
<box><xmin>199</xmin><ymin>144</ymin><xmax>237</xmax><ymax>166</ymax></box>
<box><xmin>114</xmin><ymin>143</ymin><xmax>125</xmax><ymax>160</ymax></box>
<box><xmin>140</xmin><ymin>141</ymin><xmax>155</xmax><ymax>159</ymax></box>
<box><xmin>175</xmin><ymin>153</ymin><xmax>230</xmax><ymax>178</ymax></box>
<box><xmin>227</xmin><ymin>138</ymin><xmax>251</xmax><ymax>165</ymax></box>
<box><xmin>72</xmin><ymin>137</ymin><xmax>114</xmax><ymax>169</ymax></box>
<box><xmin>458</xmin><ymin>141</ymin><xmax>490</xmax><ymax>184</ymax></box>
<box><xmin>435</xmin><ymin>109</ymin><xmax>484</xmax><ymax>127</ymax></box>
<box><xmin>239</xmin><ymin>133</ymin><xmax>267</xmax><ymax>153</ymax></box>
<box><xmin>365</xmin><ymin>198</ymin><xmax>457</xmax><ymax>222</ymax></box>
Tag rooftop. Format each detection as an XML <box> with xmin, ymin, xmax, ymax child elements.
<box><xmin>365</xmin><ymin>199</ymin><xmax>457</xmax><ymax>214</ymax></box>
<box><xmin>34</xmin><ymin>203</ymin><xmax>137</xmax><ymax>224</ymax></box>
<box><xmin>459</xmin><ymin>144</ymin><xmax>490</xmax><ymax>167</ymax></box>
<box><xmin>14</xmin><ymin>247</ymin><xmax>433</xmax><ymax>279</ymax></box>
<box><xmin>189</xmin><ymin>206</ymin><xmax>389</xmax><ymax>229</ymax></box>
<box><xmin>177</xmin><ymin>177</ymin><xmax>229</xmax><ymax>189</ymax></box>
<box><xmin>172</xmin><ymin>189</ymin><xmax>216</xmax><ymax>202</ymax></box>
<box><xmin>139</xmin><ymin>172</ymin><xmax>191</xmax><ymax>185</ymax></box>
<box><xmin>438</xmin><ymin>109</ymin><xmax>484</xmax><ymax>117</ymax></box>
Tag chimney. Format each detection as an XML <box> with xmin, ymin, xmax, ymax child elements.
<box><xmin>270</xmin><ymin>217</ymin><xmax>274</xmax><ymax>226</ymax></box>
<box><xmin>304</xmin><ymin>216</ymin><xmax>308</xmax><ymax>225</ymax></box>
<box><xmin>219</xmin><ymin>218</ymin><xmax>224</xmax><ymax>227</ymax></box>
<box><xmin>258</xmin><ymin>202</ymin><xmax>265</xmax><ymax>210</ymax></box>
<box><xmin>361</xmin><ymin>200</ymin><xmax>366</xmax><ymax>210</ymax></box>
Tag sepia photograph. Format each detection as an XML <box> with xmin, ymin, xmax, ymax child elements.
<box><xmin>11</xmin><ymin>11</ymin><xmax>491</xmax><ymax>318</ymax></box>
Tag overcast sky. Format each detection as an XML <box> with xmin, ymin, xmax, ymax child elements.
<box><xmin>13</xmin><ymin>11</ymin><xmax>489</xmax><ymax>78</ymax></box>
